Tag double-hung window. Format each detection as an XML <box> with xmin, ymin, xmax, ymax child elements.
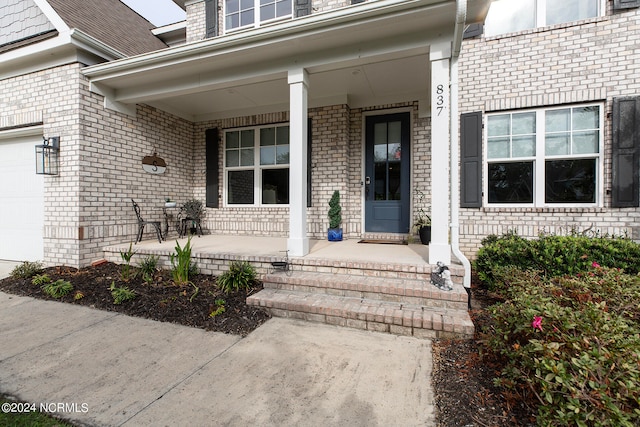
<box><xmin>486</xmin><ymin>104</ymin><xmax>602</xmax><ymax>206</ymax></box>
<box><xmin>225</xmin><ymin>124</ymin><xmax>290</xmax><ymax>206</ymax></box>
<box><xmin>485</xmin><ymin>0</ymin><xmax>603</xmax><ymax>37</ymax></box>
<box><xmin>225</xmin><ymin>0</ymin><xmax>292</xmax><ymax>31</ymax></box>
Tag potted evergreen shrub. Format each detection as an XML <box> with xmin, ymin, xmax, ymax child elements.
<box><xmin>411</xmin><ymin>189</ymin><xmax>431</xmax><ymax>245</ymax></box>
<box><xmin>327</xmin><ymin>190</ymin><xmax>343</xmax><ymax>241</ymax></box>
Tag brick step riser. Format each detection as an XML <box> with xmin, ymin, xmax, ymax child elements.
<box><xmin>289</xmin><ymin>265</ymin><xmax>464</xmax><ymax>285</ymax></box>
<box><xmin>247</xmin><ymin>295</ymin><xmax>474</xmax><ymax>339</ymax></box>
<box><xmin>262</xmin><ymin>282</ymin><xmax>469</xmax><ymax>311</ymax></box>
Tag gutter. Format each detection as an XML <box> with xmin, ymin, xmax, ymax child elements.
<box><xmin>450</xmin><ymin>0</ymin><xmax>473</xmax><ymax>309</ymax></box>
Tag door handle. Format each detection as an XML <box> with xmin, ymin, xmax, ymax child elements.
<box><xmin>365</xmin><ymin>176</ymin><xmax>371</xmax><ymax>185</ymax></box>
<box><xmin>365</xmin><ymin>176</ymin><xmax>370</xmax><ymax>199</ymax></box>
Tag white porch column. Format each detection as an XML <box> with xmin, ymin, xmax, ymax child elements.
<box><xmin>429</xmin><ymin>43</ymin><xmax>452</xmax><ymax>265</ymax></box>
<box><xmin>287</xmin><ymin>68</ymin><xmax>310</xmax><ymax>256</ymax></box>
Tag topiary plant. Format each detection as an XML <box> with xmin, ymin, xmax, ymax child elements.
<box><xmin>328</xmin><ymin>190</ymin><xmax>342</xmax><ymax>229</ymax></box>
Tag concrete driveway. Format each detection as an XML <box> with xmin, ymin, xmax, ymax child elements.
<box><xmin>0</xmin><ymin>291</ymin><xmax>435</xmax><ymax>426</ymax></box>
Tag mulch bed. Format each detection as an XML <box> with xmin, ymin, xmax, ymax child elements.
<box><xmin>0</xmin><ymin>262</ymin><xmax>270</xmax><ymax>337</ymax></box>
<box><xmin>0</xmin><ymin>262</ymin><xmax>535</xmax><ymax>425</ymax></box>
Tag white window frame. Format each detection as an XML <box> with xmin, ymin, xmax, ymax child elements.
<box><xmin>224</xmin><ymin>123</ymin><xmax>290</xmax><ymax>207</ymax></box>
<box><xmin>484</xmin><ymin>103</ymin><xmax>604</xmax><ymax>208</ymax></box>
<box><xmin>224</xmin><ymin>0</ymin><xmax>293</xmax><ymax>33</ymax></box>
<box><xmin>485</xmin><ymin>0</ymin><xmax>605</xmax><ymax>37</ymax></box>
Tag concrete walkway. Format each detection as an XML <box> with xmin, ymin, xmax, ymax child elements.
<box><xmin>0</xmin><ymin>274</ymin><xmax>435</xmax><ymax>426</ymax></box>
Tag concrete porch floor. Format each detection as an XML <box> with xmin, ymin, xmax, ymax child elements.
<box><xmin>116</xmin><ymin>234</ymin><xmax>433</xmax><ymax>266</ymax></box>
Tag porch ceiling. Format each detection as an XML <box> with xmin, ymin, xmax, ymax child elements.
<box><xmin>83</xmin><ymin>0</ymin><xmax>491</xmax><ymax>121</ymax></box>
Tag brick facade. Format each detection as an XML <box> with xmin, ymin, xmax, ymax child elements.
<box><xmin>458</xmin><ymin>5</ymin><xmax>640</xmax><ymax>257</ymax></box>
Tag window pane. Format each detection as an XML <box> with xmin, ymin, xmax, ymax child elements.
<box><xmin>240</xmin><ymin>9</ymin><xmax>254</xmax><ymax>26</ymax></box>
<box><xmin>545</xmin><ymin>133</ymin><xmax>570</xmax><ymax>156</ymax></box>
<box><xmin>262</xmin><ymin>169</ymin><xmax>289</xmax><ymax>204</ymax></box>
<box><xmin>573</xmin><ymin>106</ymin><xmax>599</xmax><ymax>130</ymax></box>
<box><xmin>488</xmin><ymin>137</ymin><xmax>509</xmax><ymax>159</ymax></box>
<box><xmin>240</xmin><ymin>0</ymin><xmax>253</xmax><ymax>9</ymax></box>
<box><xmin>276</xmin><ymin>126</ymin><xmax>289</xmax><ymax>145</ymax></box>
<box><xmin>261</xmin><ymin>3</ymin><xmax>275</xmax><ymax>21</ymax></box>
<box><xmin>226</xmin><ymin>131</ymin><xmax>239</xmax><ymax>148</ymax></box>
<box><xmin>512</xmin><ymin>112</ymin><xmax>535</xmax><ymax>135</ymax></box>
<box><xmin>488</xmin><ymin>115</ymin><xmax>510</xmax><ymax>137</ymax></box>
<box><xmin>240</xmin><ymin>148</ymin><xmax>254</xmax><ymax>166</ymax></box>
<box><xmin>226</xmin><ymin>150</ymin><xmax>239</xmax><ymax>167</ymax></box>
<box><xmin>226</xmin><ymin>0</ymin><xmax>239</xmax><ymax>13</ymax></box>
<box><xmin>388</xmin><ymin>161</ymin><xmax>401</xmax><ymax>200</ymax></box>
<box><xmin>545</xmin><ymin>159</ymin><xmax>596</xmax><ymax>203</ymax></box>
<box><xmin>260</xmin><ymin>128</ymin><xmax>275</xmax><ymax>146</ymax></box>
<box><xmin>546</xmin><ymin>0</ymin><xmax>598</xmax><ymax>26</ymax></box>
<box><xmin>485</xmin><ymin>0</ymin><xmax>535</xmax><ymax>36</ymax></box>
<box><xmin>228</xmin><ymin>170</ymin><xmax>254</xmax><ymax>204</ymax></box>
<box><xmin>572</xmin><ymin>131</ymin><xmax>599</xmax><ymax>154</ymax></box>
<box><xmin>388</xmin><ymin>121</ymin><xmax>401</xmax><ymax>144</ymax></box>
<box><xmin>546</xmin><ymin>109</ymin><xmax>570</xmax><ymax>132</ymax></box>
<box><xmin>276</xmin><ymin>145</ymin><xmax>289</xmax><ymax>164</ymax></box>
<box><xmin>276</xmin><ymin>0</ymin><xmax>291</xmax><ymax>17</ymax></box>
<box><xmin>512</xmin><ymin>135</ymin><xmax>535</xmax><ymax>157</ymax></box>
<box><xmin>241</xmin><ymin>130</ymin><xmax>254</xmax><ymax>147</ymax></box>
<box><xmin>260</xmin><ymin>146</ymin><xmax>275</xmax><ymax>165</ymax></box>
<box><xmin>488</xmin><ymin>161</ymin><xmax>534</xmax><ymax>203</ymax></box>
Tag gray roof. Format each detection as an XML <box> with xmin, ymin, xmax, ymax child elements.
<box><xmin>0</xmin><ymin>0</ymin><xmax>56</xmax><ymax>48</ymax></box>
<box><xmin>47</xmin><ymin>0</ymin><xmax>169</xmax><ymax>56</ymax></box>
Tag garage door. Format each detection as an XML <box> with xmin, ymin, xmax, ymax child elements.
<box><xmin>0</xmin><ymin>133</ymin><xmax>44</xmax><ymax>261</ymax></box>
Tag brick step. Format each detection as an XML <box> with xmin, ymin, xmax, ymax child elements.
<box><xmin>263</xmin><ymin>271</ymin><xmax>469</xmax><ymax>311</ymax></box>
<box><xmin>291</xmin><ymin>256</ymin><xmax>465</xmax><ymax>284</ymax></box>
<box><xmin>246</xmin><ymin>289</ymin><xmax>474</xmax><ymax>339</ymax></box>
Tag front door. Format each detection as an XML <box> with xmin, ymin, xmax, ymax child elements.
<box><xmin>364</xmin><ymin>112</ymin><xmax>410</xmax><ymax>233</ymax></box>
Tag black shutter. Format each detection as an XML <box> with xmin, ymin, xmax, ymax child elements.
<box><xmin>463</xmin><ymin>23</ymin><xmax>483</xmax><ymax>39</ymax></box>
<box><xmin>613</xmin><ymin>0</ymin><xmax>640</xmax><ymax>10</ymax></box>
<box><xmin>206</xmin><ymin>128</ymin><xmax>220</xmax><ymax>208</ymax></box>
<box><xmin>460</xmin><ymin>112</ymin><xmax>483</xmax><ymax>208</ymax></box>
<box><xmin>612</xmin><ymin>97</ymin><xmax>640</xmax><ymax>207</ymax></box>
<box><xmin>307</xmin><ymin>118</ymin><xmax>312</xmax><ymax>207</ymax></box>
<box><xmin>294</xmin><ymin>0</ymin><xmax>312</xmax><ymax>17</ymax></box>
<box><xmin>351</xmin><ymin>0</ymin><xmax>366</xmax><ymax>4</ymax></box>
<box><xmin>205</xmin><ymin>0</ymin><xmax>218</xmax><ymax>38</ymax></box>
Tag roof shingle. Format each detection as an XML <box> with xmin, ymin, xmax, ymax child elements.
<box><xmin>47</xmin><ymin>0</ymin><xmax>168</xmax><ymax>57</ymax></box>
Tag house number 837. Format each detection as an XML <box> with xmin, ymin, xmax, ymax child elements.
<box><xmin>436</xmin><ymin>84</ymin><xmax>446</xmax><ymax>116</ymax></box>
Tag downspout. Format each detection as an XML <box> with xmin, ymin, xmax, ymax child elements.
<box><xmin>451</xmin><ymin>0</ymin><xmax>472</xmax><ymax>309</ymax></box>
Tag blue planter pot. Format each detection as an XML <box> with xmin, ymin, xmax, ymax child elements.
<box><xmin>328</xmin><ymin>228</ymin><xmax>343</xmax><ymax>241</ymax></box>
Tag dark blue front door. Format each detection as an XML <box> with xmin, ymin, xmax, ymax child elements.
<box><xmin>364</xmin><ymin>113</ymin><xmax>410</xmax><ymax>233</ymax></box>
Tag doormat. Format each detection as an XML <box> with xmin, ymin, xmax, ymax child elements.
<box><xmin>358</xmin><ymin>239</ymin><xmax>408</xmax><ymax>245</ymax></box>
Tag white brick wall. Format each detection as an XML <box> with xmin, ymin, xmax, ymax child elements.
<box><xmin>458</xmin><ymin>6</ymin><xmax>640</xmax><ymax>258</ymax></box>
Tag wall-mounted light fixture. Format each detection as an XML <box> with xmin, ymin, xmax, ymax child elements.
<box><xmin>35</xmin><ymin>136</ymin><xmax>60</xmax><ymax>175</ymax></box>
<box><xmin>142</xmin><ymin>152</ymin><xmax>167</xmax><ymax>175</ymax></box>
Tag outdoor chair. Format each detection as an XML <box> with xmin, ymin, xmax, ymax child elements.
<box><xmin>131</xmin><ymin>199</ymin><xmax>163</xmax><ymax>243</ymax></box>
<box><xmin>177</xmin><ymin>207</ymin><xmax>203</xmax><ymax>238</ymax></box>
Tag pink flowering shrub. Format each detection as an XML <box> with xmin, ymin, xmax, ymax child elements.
<box><xmin>481</xmin><ymin>265</ymin><xmax>640</xmax><ymax>426</ymax></box>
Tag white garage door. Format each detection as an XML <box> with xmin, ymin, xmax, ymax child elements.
<box><xmin>0</xmin><ymin>133</ymin><xmax>44</xmax><ymax>261</ymax></box>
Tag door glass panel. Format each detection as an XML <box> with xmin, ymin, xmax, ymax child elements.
<box><xmin>373</xmin><ymin>120</ymin><xmax>403</xmax><ymax>201</ymax></box>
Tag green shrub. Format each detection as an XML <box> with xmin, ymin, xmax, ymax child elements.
<box><xmin>110</xmin><ymin>282</ymin><xmax>136</xmax><ymax>305</ymax></box>
<box><xmin>475</xmin><ymin>232</ymin><xmax>640</xmax><ymax>290</ymax></box>
<box><xmin>10</xmin><ymin>261</ymin><xmax>44</xmax><ymax>279</ymax></box>
<box><xmin>217</xmin><ymin>261</ymin><xmax>256</xmax><ymax>294</ymax></box>
<box><xmin>171</xmin><ymin>236</ymin><xmax>198</xmax><ymax>286</ymax></box>
<box><xmin>31</xmin><ymin>274</ymin><xmax>51</xmax><ymax>286</ymax></box>
<box><xmin>138</xmin><ymin>255</ymin><xmax>158</xmax><ymax>284</ymax></box>
<box><xmin>119</xmin><ymin>242</ymin><xmax>137</xmax><ymax>281</ymax></box>
<box><xmin>482</xmin><ymin>266</ymin><xmax>640</xmax><ymax>426</ymax></box>
<box><xmin>41</xmin><ymin>279</ymin><xmax>73</xmax><ymax>298</ymax></box>
<box><xmin>209</xmin><ymin>299</ymin><xmax>226</xmax><ymax>317</ymax></box>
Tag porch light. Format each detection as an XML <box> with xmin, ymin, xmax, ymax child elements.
<box><xmin>141</xmin><ymin>152</ymin><xmax>167</xmax><ymax>175</ymax></box>
<box><xmin>35</xmin><ymin>136</ymin><xmax>60</xmax><ymax>175</ymax></box>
